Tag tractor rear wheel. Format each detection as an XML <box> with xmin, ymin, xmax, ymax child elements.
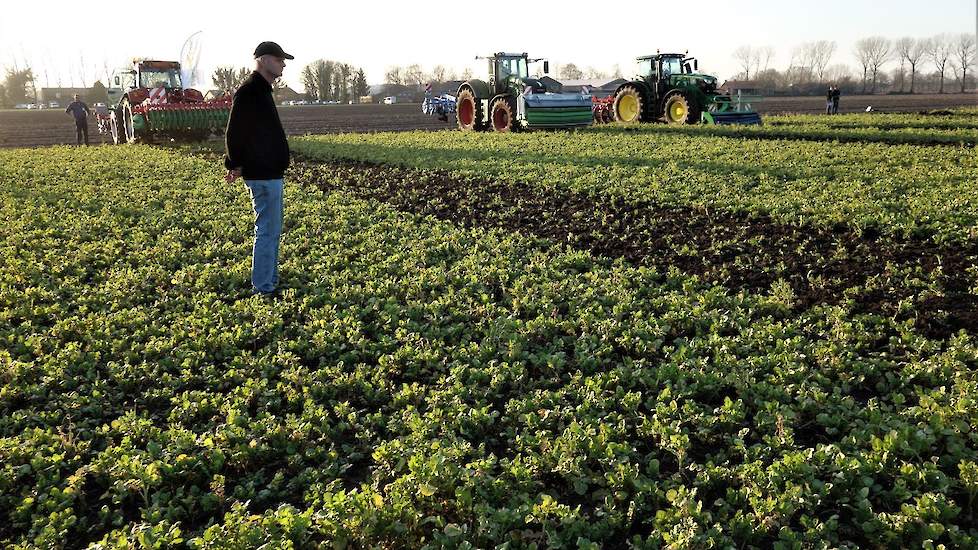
<box><xmin>121</xmin><ymin>98</ymin><xmax>137</xmax><ymax>143</ymax></box>
<box><xmin>663</xmin><ymin>93</ymin><xmax>700</xmax><ymax>125</ymax></box>
<box><xmin>110</xmin><ymin>111</ymin><xmax>122</xmax><ymax>144</ymax></box>
<box><xmin>490</xmin><ymin>97</ymin><xmax>515</xmax><ymax>132</ymax></box>
<box><xmin>456</xmin><ymin>89</ymin><xmax>484</xmax><ymax>131</ymax></box>
<box><xmin>613</xmin><ymin>85</ymin><xmax>644</xmax><ymax>123</ymax></box>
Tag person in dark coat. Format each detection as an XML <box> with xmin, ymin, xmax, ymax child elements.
<box><xmin>224</xmin><ymin>41</ymin><xmax>294</xmax><ymax>297</ymax></box>
<box><xmin>825</xmin><ymin>86</ymin><xmax>834</xmax><ymax>115</ymax></box>
<box><xmin>831</xmin><ymin>86</ymin><xmax>841</xmax><ymax>114</ymax></box>
<box><xmin>65</xmin><ymin>94</ymin><xmax>90</xmax><ymax>145</ymax></box>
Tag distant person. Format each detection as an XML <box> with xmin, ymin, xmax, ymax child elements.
<box><xmin>831</xmin><ymin>86</ymin><xmax>841</xmax><ymax>114</ymax></box>
<box><xmin>825</xmin><ymin>86</ymin><xmax>834</xmax><ymax>115</ymax></box>
<box><xmin>224</xmin><ymin>41</ymin><xmax>294</xmax><ymax>297</ymax></box>
<box><xmin>65</xmin><ymin>94</ymin><xmax>90</xmax><ymax>145</ymax></box>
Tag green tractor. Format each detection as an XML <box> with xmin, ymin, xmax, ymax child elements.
<box><xmin>611</xmin><ymin>52</ymin><xmax>761</xmax><ymax>125</ymax></box>
<box><xmin>456</xmin><ymin>52</ymin><xmax>593</xmax><ymax>132</ymax></box>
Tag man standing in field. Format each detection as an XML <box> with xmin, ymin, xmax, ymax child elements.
<box><xmin>65</xmin><ymin>94</ymin><xmax>90</xmax><ymax>146</ymax></box>
<box><xmin>831</xmin><ymin>86</ymin><xmax>841</xmax><ymax>115</ymax></box>
<box><xmin>224</xmin><ymin>41</ymin><xmax>294</xmax><ymax>297</ymax></box>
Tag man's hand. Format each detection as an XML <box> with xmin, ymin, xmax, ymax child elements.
<box><xmin>225</xmin><ymin>168</ymin><xmax>242</xmax><ymax>183</ymax></box>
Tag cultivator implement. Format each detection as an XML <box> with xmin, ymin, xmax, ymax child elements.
<box><xmin>422</xmin><ymin>93</ymin><xmax>457</xmax><ymax>122</ymax></box>
<box><xmin>592</xmin><ymin>96</ymin><xmax>614</xmax><ymax>123</ymax></box>
<box><xmin>702</xmin><ymin>92</ymin><xmax>763</xmax><ymax>125</ymax></box>
<box><xmin>134</xmin><ymin>88</ymin><xmax>231</xmax><ymax>135</ymax></box>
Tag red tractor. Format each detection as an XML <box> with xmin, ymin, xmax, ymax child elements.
<box><xmin>103</xmin><ymin>59</ymin><xmax>231</xmax><ymax>144</ymax></box>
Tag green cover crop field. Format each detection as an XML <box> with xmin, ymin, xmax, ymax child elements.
<box><xmin>3</xmin><ymin>113</ymin><xmax>978</xmax><ymax>548</ymax></box>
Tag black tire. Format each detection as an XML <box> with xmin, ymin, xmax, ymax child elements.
<box><xmin>663</xmin><ymin>93</ymin><xmax>700</xmax><ymax>125</ymax></box>
<box><xmin>456</xmin><ymin>88</ymin><xmax>485</xmax><ymax>131</ymax></box>
<box><xmin>490</xmin><ymin>97</ymin><xmax>515</xmax><ymax>132</ymax></box>
<box><xmin>612</xmin><ymin>85</ymin><xmax>644</xmax><ymax>123</ymax></box>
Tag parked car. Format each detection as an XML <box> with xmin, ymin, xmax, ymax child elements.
<box><xmin>383</xmin><ymin>96</ymin><xmax>397</xmax><ymax>105</ymax></box>
<box><xmin>48</xmin><ymin>101</ymin><xmax>60</xmax><ymax>108</ymax></box>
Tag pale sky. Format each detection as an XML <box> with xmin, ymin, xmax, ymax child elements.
<box><xmin>1</xmin><ymin>0</ymin><xmax>975</xmax><ymax>91</ymax></box>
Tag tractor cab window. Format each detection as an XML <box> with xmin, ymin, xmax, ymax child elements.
<box><xmin>496</xmin><ymin>58</ymin><xmax>528</xmax><ymax>80</ymax></box>
<box><xmin>636</xmin><ymin>59</ymin><xmax>655</xmax><ymax>78</ymax></box>
<box><xmin>661</xmin><ymin>57</ymin><xmax>684</xmax><ymax>77</ymax></box>
<box><xmin>139</xmin><ymin>69</ymin><xmax>182</xmax><ymax>89</ymax></box>
<box><xmin>119</xmin><ymin>72</ymin><xmax>136</xmax><ymax>90</ymax></box>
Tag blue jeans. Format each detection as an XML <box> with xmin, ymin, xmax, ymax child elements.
<box><xmin>245</xmin><ymin>179</ymin><xmax>284</xmax><ymax>293</ymax></box>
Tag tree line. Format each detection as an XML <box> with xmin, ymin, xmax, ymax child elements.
<box><xmin>732</xmin><ymin>33</ymin><xmax>976</xmax><ymax>95</ymax></box>
<box><xmin>212</xmin><ymin>61</ymin><xmax>370</xmax><ymax>103</ymax></box>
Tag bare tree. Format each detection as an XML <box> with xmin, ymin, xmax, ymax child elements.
<box><xmin>611</xmin><ymin>64</ymin><xmax>623</xmax><ymax>78</ymax></box>
<box><xmin>428</xmin><ymin>65</ymin><xmax>446</xmax><ymax>83</ymax></box>
<box><xmin>825</xmin><ymin>64</ymin><xmax>853</xmax><ymax>82</ymax></box>
<box><xmin>895</xmin><ymin>37</ymin><xmax>926</xmax><ymax>93</ymax></box>
<box><xmin>733</xmin><ymin>45</ymin><xmax>756</xmax><ymax>80</ymax></box>
<box><xmin>384</xmin><ymin>66</ymin><xmax>403</xmax><ymax>86</ymax></box>
<box><xmin>951</xmin><ymin>33</ymin><xmax>976</xmax><ymax>93</ymax></box>
<box><xmin>790</xmin><ymin>45</ymin><xmax>814</xmax><ymax>83</ymax></box>
<box><xmin>807</xmin><ymin>41</ymin><xmax>837</xmax><ymax>82</ymax></box>
<box><xmin>460</xmin><ymin>68</ymin><xmax>473</xmax><ymax>80</ymax></box>
<box><xmin>757</xmin><ymin>46</ymin><xmax>776</xmax><ymax>73</ymax></box>
<box><xmin>212</xmin><ymin>66</ymin><xmax>250</xmax><ymax>94</ymax></box>
<box><xmin>926</xmin><ymin>34</ymin><xmax>953</xmax><ymax>93</ymax></box>
<box><xmin>404</xmin><ymin>64</ymin><xmax>425</xmax><ymax>88</ymax></box>
<box><xmin>854</xmin><ymin>36</ymin><xmax>891</xmax><ymax>93</ymax></box>
<box><xmin>559</xmin><ymin>63</ymin><xmax>583</xmax><ymax>80</ymax></box>
<box><xmin>584</xmin><ymin>66</ymin><xmax>607</xmax><ymax>79</ymax></box>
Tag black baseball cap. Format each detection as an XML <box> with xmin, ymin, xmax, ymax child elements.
<box><xmin>254</xmin><ymin>41</ymin><xmax>294</xmax><ymax>60</ymax></box>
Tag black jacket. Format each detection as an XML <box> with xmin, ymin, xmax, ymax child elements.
<box><xmin>224</xmin><ymin>72</ymin><xmax>290</xmax><ymax>180</ymax></box>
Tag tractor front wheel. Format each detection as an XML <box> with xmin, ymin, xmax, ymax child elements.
<box><xmin>456</xmin><ymin>89</ymin><xmax>484</xmax><ymax>131</ymax></box>
<box><xmin>613</xmin><ymin>86</ymin><xmax>644</xmax><ymax>123</ymax></box>
<box><xmin>490</xmin><ymin>98</ymin><xmax>515</xmax><ymax>132</ymax></box>
<box><xmin>663</xmin><ymin>93</ymin><xmax>700</xmax><ymax>125</ymax></box>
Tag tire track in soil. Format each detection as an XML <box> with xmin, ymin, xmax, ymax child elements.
<box><xmin>290</xmin><ymin>158</ymin><xmax>978</xmax><ymax>340</ymax></box>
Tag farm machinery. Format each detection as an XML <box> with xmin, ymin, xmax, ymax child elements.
<box><xmin>421</xmin><ymin>89</ymin><xmax>456</xmax><ymax>122</ymax></box>
<box><xmin>432</xmin><ymin>52</ymin><xmax>592</xmax><ymax>131</ymax></box>
<box><xmin>598</xmin><ymin>52</ymin><xmax>761</xmax><ymax>125</ymax></box>
<box><xmin>101</xmin><ymin>59</ymin><xmax>231</xmax><ymax>144</ymax></box>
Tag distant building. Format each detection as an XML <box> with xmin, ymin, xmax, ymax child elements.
<box><xmin>274</xmin><ymin>86</ymin><xmax>302</xmax><ymax>104</ymax></box>
<box><xmin>557</xmin><ymin>78</ymin><xmax>627</xmax><ymax>98</ymax></box>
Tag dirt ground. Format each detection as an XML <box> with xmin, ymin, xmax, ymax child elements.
<box><xmin>1</xmin><ymin>94</ymin><xmax>974</xmax><ymax>148</ymax></box>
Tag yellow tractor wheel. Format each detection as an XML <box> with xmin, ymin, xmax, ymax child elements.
<box><xmin>663</xmin><ymin>94</ymin><xmax>698</xmax><ymax>125</ymax></box>
<box><xmin>612</xmin><ymin>86</ymin><xmax>643</xmax><ymax>123</ymax></box>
